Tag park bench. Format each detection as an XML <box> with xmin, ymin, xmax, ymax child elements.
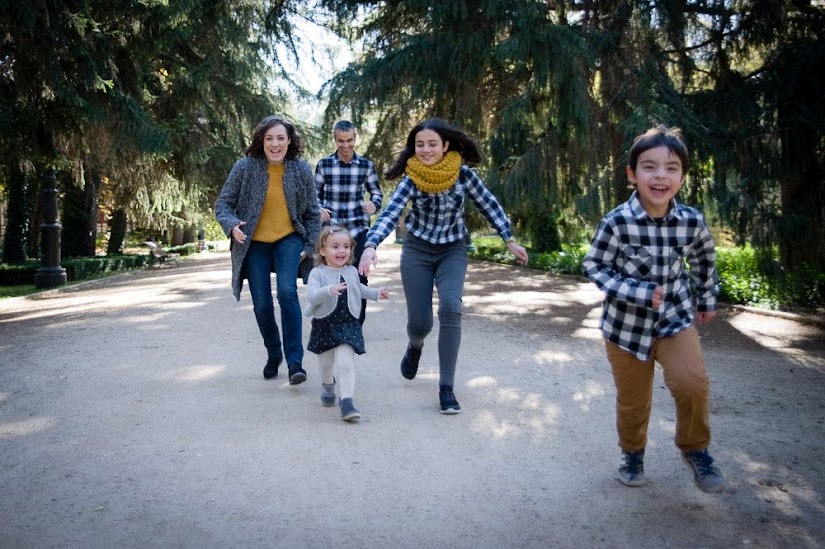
<box><xmin>144</xmin><ymin>241</ymin><xmax>180</xmax><ymax>267</ymax></box>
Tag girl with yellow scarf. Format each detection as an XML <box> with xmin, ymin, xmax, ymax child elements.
<box><xmin>358</xmin><ymin>118</ymin><xmax>528</xmax><ymax>414</ymax></box>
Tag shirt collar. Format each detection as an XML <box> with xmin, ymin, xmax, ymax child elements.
<box><xmin>335</xmin><ymin>151</ymin><xmax>360</xmax><ymax>165</ymax></box>
<box><xmin>628</xmin><ymin>191</ymin><xmax>682</xmax><ymax>221</ymax></box>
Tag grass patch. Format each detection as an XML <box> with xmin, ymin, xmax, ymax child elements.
<box><xmin>0</xmin><ymin>285</ymin><xmax>38</xmax><ymax>299</ymax></box>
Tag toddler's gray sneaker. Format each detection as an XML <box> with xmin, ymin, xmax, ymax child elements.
<box><xmin>339</xmin><ymin>398</ymin><xmax>361</xmax><ymax>422</ymax></box>
<box><xmin>321</xmin><ymin>381</ymin><xmax>336</xmax><ymax>407</ymax></box>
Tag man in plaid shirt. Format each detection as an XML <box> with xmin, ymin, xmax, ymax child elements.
<box><xmin>582</xmin><ymin>125</ymin><xmax>726</xmax><ymax>494</ymax></box>
<box><xmin>314</xmin><ymin>121</ymin><xmax>383</xmax><ymax>324</ymax></box>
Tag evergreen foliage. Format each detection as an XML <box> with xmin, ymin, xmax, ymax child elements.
<box><xmin>320</xmin><ymin>0</ymin><xmax>825</xmax><ymax>276</ymax></box>
<box><xmin>0</xmin><ymin>0</ymin><xmax>307</xmax><ymax>256</ymax></box>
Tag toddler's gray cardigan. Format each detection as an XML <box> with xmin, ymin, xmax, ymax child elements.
<box><xmin>303</xmin><ymin>264</ymin><xmax>380</xmax><ymax>319</ymax></box>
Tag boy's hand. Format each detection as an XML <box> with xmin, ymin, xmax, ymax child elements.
<box><xmin>696</xmin><ymin>311</ymin><xmax>717</xmax><ymax>325</ymax></box>
<box><xmin>652</xmin><ymin>285</ymin><xmax>664</xmax><ymax>308</ymax></box>
<box><xmin>378</xmin><ymin>286</ymin><xmax>391</xmax><ymax>299</ymax></box>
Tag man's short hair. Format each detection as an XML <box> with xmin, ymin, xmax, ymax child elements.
<box><xmin>333</xmin><ymin>120</ymin><xmax>355</xmax><ymax>134</ymax></box>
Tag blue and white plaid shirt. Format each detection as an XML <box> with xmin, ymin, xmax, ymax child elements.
<box><xmin>366</xmin><ymin>165</ymin><xmax>514</xmax><ymax>247</ymax></box>
<box><xmin>314</xmin><ymin>152</ymin><xmax>383</xmax><ymax>236</ymax></box>
<box><xmin>581</xmin><ymin>191</ymin><xmax>718</xmax><ymax>360</ymax></box>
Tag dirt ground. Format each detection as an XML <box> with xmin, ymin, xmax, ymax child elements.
<box><xmin>1</xmin><ymin>246</ymin><xmax>823</xmax><ymax>548</ymax></box>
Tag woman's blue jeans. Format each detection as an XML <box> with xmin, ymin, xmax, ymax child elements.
<box><xmin>244</xmin><ymin>235</ymin><xmax>304</xmax><ymax>366</ymax></box>
<box><xmin>400</xmin><ymin>234</ymin><xmax>467</xmax><ymax>387</ymax></box>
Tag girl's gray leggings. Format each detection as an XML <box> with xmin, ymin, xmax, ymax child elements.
<box><xmin>399</xmin><ymin>234</ymin><xmax>468</xmax><ymax>388</ymax></box>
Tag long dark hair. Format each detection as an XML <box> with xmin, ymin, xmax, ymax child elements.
<box><xmin>384</xmin><ymin>118</ymin><xmax>482</xmax><ymax>180</ymax></box>
<box><xmin>245</xmin><ymin>115</ymin><xmax>304</xmax><ymax>159</ymax></box>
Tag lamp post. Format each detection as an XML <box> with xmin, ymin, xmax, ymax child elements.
<box><xmin>34</xmin><ymin>170</ymin><xmax>67</xmax><ymax>289</ymax></box>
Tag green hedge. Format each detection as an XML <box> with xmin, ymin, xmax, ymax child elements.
<box><xmin>469</xmin><ymin>240</ymin><xmax>824</xmax><ymax>311</ymax></box>
<box><xmin>0</xmin><ymin>254</ymin><xmax>151</xmax><ymax>285</ymax></box>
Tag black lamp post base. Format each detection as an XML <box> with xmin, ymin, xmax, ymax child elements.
<box><xmin>34</xmin><ymin>267</ymin><xmax>67</xmax><ymax>289</ymax></box>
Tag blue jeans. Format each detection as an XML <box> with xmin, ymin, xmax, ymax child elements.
<box><xmin>400</xmin><ymin>234</ymin><xmax>467</xmax><ymax>387</ymax></box>
<box><xmin>245</xmin><ymin>235</ymin><xmax>304</xmax><ymax>366</ymax></box>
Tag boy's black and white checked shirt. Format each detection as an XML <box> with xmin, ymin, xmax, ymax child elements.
<box><xmin>314</xmin><ymin>152</ymin><xmax>383</xmax><ymax>236</ymax></box>
<box><xmin>366</xmin><ymin>165</ymin><xmax>514</xmax><ymax>247</ymax></box>
<box><xmin>581</xmin><ymin>192</ymin><xmax>718</xmax><ymax>360</ymax></box>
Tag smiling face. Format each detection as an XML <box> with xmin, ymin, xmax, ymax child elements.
<box><xmin>263</xmin><ymin>124</ymin><xmax>290</xmax><ymax>165</ymax></box>
<box><xmin>320</xmin><ymin>230</ymin><xmax>353</xmax><ymax>269</ymax></box>
<box><xmin>414</xmin><ymin>129</ymin><xmax>449</xmax><ymax>166</ymax></box>
<box><xmin>334</xmin><ymin>129</ymin><xmax>356</xmax><ymax>163</ymax></box>
<box><xmin>627</xmin><ymin>145</ymin><xmax>685</xmax><ymax>218</ymax></box>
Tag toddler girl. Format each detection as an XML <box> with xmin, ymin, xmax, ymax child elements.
<box><xmin>304</xmin><ymin>226</ymin><xmax>390</xmax><ymax>421</ymax></box>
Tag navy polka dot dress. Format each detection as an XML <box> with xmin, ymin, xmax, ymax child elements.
<box><xmin>308</xmin><ymin>274</ymin><xmax>366</xmax><ymax>355</ymax></box>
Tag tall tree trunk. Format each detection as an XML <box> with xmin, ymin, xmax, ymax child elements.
<box><xmin>60</xmin><ymin>167</ymin><xmax>99</xmax><ymax>258</ymax></box>
<box><xmin>2</xmin><ymin>165</ymin><xmax>30</xmax><ymax>264</ymax></box>
<box><xmin>777</xmin><ymin>42</ymin><xmax>825</xmax><ymax>272</ymax></box>
<box><xmin>106</xmin><ymin>209</ymin><xmax>127</xmax><ymax>255</ymax></box>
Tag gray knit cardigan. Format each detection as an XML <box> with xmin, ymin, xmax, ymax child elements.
<box><xmin>302</xmin><ymin>264</ymin><xmax>381</xmax><ymax>319</ymax></box>
<box><xmin>215</xmin><ymin>155</ymin><xmax>321</xmax><ymax>301</ymax></box>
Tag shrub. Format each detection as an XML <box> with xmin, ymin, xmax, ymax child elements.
<box><xmin>471</xmin><ymin>239</ymin><xmax>824</xmax><ymax>310</ymax></box>
<box><xmin>0</xmin><ymin>255</ymin><xmax>151</xmax><ymax>285</ymax></box>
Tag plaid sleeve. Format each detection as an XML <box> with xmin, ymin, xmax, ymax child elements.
<box><xmin>364</xmin><ymin>161</ymin><xmax>383</xmax><ymax>210</ymax></box>
<box><xmin>463</xmin><ymin>168</ymin><xmax>513</xmax><ymax>240</ymax></box>
<box><xmin>581</xmin><ymin>217</ymin><xmax>657</xmax><ymax>308</ymax></box>
<box><xmin>686</xmin><ymin>215</ymin><xmax>718</xmax><ymax>312</ymax></box>
<box><xmin>366</xmin><ymin>179</ymin><xmax>413</xmax><ymax>247</ymax></box>
<box><xmin>314</xmin><ymin>162</ymin><xmax>326</xmax><ymax>204</ymax></box>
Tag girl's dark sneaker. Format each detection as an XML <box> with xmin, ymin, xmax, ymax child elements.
<box><xmin>400</xmin><ymin>345</ymin><xmax>422</xmax><ymax>380</ymax></box>
<box><xmin>439</xmin><ymin>384</ymin><xmax>462</xmax><ymax>414</ymax></box>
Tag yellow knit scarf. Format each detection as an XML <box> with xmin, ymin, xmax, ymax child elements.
<box><xmin>405</xmin><ymin>151</ymin><xmax>462</xmax><ymax>194</ymax></box>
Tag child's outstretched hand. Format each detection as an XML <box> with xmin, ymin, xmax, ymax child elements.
<box><xmin>378</xmin><ymin>286</ymin><xmax>391</xmax><ymax>300</ymax></box>
<box><xmin>328</xmin><ymin>282</ymin><xmax>347</xmax><ymax>296</ymax></box>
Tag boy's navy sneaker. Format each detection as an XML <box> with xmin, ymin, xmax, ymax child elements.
<box><xmin>400</xmin><ymin>344</ymin><xmax>422</xmax><ymax>380</ymax></box>
<box><xmin>439</xmin><ymin>384</ymin><xmax>462</xmax><ymax>414</ymax></box>
<box><xmin>339</xmin><ymin>398</ymin><xmax>361</xmax><ymax>421</ymax></box>
<box><xmin>682</xmin><ymin>449</ymin><xmax>725</xmax><ymax>493</ymax></box>
<box><xmin>617</xmin><ymin>449</ymin><xmax>645</xmax><ymax>487</ymax></box>
<box><xmin>321</xmin><ymin>381</ymin><xmax>336</xmax><ymax>407</ymax></box>
<box><xmin>263</xmin><ymin>355</ymin><xmax>282</xmax><ymax>380</ymax></box>
<box><xmin>288</xmin><ymin>363</ymin><xmax>307</xmax><ymax>385</ymax></box>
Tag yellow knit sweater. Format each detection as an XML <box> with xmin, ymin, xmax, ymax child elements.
<box><xmin>252</xmin><ymin>163</ymin><xmax>294</xmax><ymax>242</ymax></box>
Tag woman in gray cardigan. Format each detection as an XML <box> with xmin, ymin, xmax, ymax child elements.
<box><xmin>215</xmin><ymin>115</ymin><xmax>320</xmax><ymax>384</ymax></box>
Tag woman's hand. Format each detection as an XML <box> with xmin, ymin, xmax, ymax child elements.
<box><xmin>359</xmin><ymin>247</ymin><xmax>377</xmax><ymax>276</ymax></box>
<box><xmin>506</xmin><ymin>241</ymin><xmax>529</xmax><ymax>265</ymax></box>
<box><xmin>231</xmin><ymin>222</ymin><xmax>247</xmax><ymax>243</ymax></box>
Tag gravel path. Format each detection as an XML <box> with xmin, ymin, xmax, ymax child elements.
<box><xmin>1</xmin><ymin>247</ymin><xmax>823</xmax><ymax>548</ymax></box>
